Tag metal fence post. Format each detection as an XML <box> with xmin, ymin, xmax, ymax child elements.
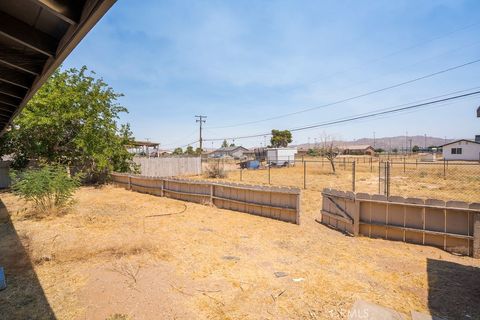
<box><xmin>352</xmin><ymin>161</ymin><xmax>356</xmax><ymax>192</ymax></box>
<box><xmin>443</xmin><ymin>159</ymin><xmax>446</xmax><ymax>179</ymax></box>
<box><xmin>403</xmin><ymin>157</ymin><xmax>406</xmax><ymax>173</ymax></box>
<box><xmin>303</xmin><ymin>160</ymin><xmax>307</xmax><ymax>189</ymax></box>
<box><xmin>386</xmin><ymin>161</ymin><xmax>390</xmax><ymax>198</ymax></box>
<box><xmin>378</xmin><ymin>160</ymin><xmax>382</xmax><ymax>194</ymax></box>
<box><xmin>268</xmin><ymin>163</ymin><xmax>271</xmax><ymax>184</ymax></box>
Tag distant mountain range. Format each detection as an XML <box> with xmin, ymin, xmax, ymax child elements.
<box><xmin>294</xmin><ymin>135</ymin><xmax>457</xmax><ymax>150</ymax></box>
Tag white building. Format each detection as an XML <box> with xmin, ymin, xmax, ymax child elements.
<box><xmin>266</xmin><ymin>148</ymin><xmax>297</xmax><ymax>165</ymax></box>
<box><xmin>441</xmin><ymin>139</ymin><xmax>480</xmax><ymax>161</ymax></box>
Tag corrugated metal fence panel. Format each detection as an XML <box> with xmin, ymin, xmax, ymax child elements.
<box><xmin>133</xmin><ymin>157</ymin><xmax>201</xmax><ymax>177</ymax></box>
<box><xmin>111</xmin><ymin>173</ymin><xmax>301</xmax><ymax>224</ymax></box>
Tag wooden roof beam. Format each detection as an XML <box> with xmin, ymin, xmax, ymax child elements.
<box><xmin>0</xmin><ymin>64</ymin><xmax>36</xmax><ymax>89</ymax></box>
<box><xmin>0</xmin><ymin>11</ymin><xmax>58</xmax><ymax>57</ymax></box>
<box><xmin>0</xmin><ymin>102</ymin><xmax>16</xmax><ymax>113</ymax></box>
<box><xmin>32</xmin><ymin>0</ymin><xmax>83</xmax><ymax>25</ymax></box>
<box><xmin>0</xmin><ymin>109</ymin><xmax>13</xmax><ymax>118</ymax></box>
<box><xmin>0</xmin><ymin>80</ymin><xmax>28</xmax><ymax>99</ymax></box>
<box><xmin>0</xmin><ymin>92</ymin><xmax>21</xmax><ymax>107</ymax></box>
<box><xmin>0</xmin><ymin>42</ymin><xmax>46</xmax><ymax>75</ymax></box>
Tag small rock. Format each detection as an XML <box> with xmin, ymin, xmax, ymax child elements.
<box><xmin>274</xmin><ymin>271</ymin><xmax>288</xmax><ymax>278</ymax></box>
<box><xmin>222</xmin><ymin>256</ymin><xmax>240</xmax><ymax>261</ymax></box>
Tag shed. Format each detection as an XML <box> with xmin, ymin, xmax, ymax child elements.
<box><xmin>266</xmin><ymin>148</ymin><xmax>297</xmax><ymax>166</ymax></box>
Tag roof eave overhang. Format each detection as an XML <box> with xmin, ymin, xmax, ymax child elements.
<box><xmin>0</xmin><ymin>0</ymin><xmax>116</xmax><ymax>137</ymax></box>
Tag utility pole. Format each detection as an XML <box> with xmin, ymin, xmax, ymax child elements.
<box><xmin>373</xmin><ymin>131</ymin><xmax>376</xmax><ymax>148</ymax></box>
<box><xmin>195</xmin><ymin>115</ymin><xmax>207</xmax><ymax>151</ymax></box>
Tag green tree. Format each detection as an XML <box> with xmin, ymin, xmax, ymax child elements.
<box><xmin>229</xmin><ymin>143</ymin><xmax>235</xmax><ymax>147</ymax></box>
<box><xmin>172</xmin><ymin>147</ymin><xmax>183</xmax><ymax>155</ymax></box>
<box><xmin>270</xmin><ymin>129</ymin><xmax>292</xmax><ymax>148</ymax></box>
<box><xmin>184</xmin><ymin>146</ymin><xmax>195</xmax><ymax>155</ymax></box>
<box><xmin>0</xmin><ymin>66</ymin><xmax>135</xmax><ymax>182</ymax></box>
<box><xmin>412</xmin><ymin>145</ymin><xmax>420</xmax><ymax>153</ymax></box>
<box><xmin>195</xmin><ymin>147</ymin><xmax>202</xmax><ymax>155</ymax></box>
<box><xmin>221</xmin><ymin>140</ymin><xmax>228</xmax><ymax>148</ymax></box>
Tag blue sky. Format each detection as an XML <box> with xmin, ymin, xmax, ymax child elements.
<box><xmin>63</xmin><ymin>0</ymin><xmax>480</xmax><ymax>148</ymax></box>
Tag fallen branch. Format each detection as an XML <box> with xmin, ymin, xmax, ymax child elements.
<box><xmin>145</xmin><ymin>203</ymin><xmax>187</xmax><ymax>218</ymax></box>
<box><xmin>271</xmin><ymin>289</ymin><xmax>286</xmax><ymax>302</ymax></box>
<box><xmin>202</xmin><ymin>292</ymin><xmax>225</xmax><ymax>306</ymax></box>
<box><xmin>169</xmin><ymin>283</ymin><xmax>194</xmax><ymax>296</ymax></box>
<box><xmin>196</xmin><ymin>288</ymin><xmax>222</xmax><ymax>293</ymax></box>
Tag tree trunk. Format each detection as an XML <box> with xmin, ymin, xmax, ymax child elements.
<box><xmin>328</xmin><ymin>157</ymin><xmax>336</xmax><ymax>173</ymax></box>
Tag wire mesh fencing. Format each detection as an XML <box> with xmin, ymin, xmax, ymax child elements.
<box><xmin>210</xmin><ymin>157</ymin><xmax>480</xmax><ymax>202</ymax></box>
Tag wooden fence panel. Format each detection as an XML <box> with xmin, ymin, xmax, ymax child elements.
<box><xmin>321</xmin><ymin>188</ymin><xmax>480</xmax><ymax>257</ymax></box>
<box><xmin>133</xmin><ymin>157</ymin><xmax>201</xmax><ymax>177</ymax></box>
<box><xmin>111</xmin><ymin>173</ymin><xmax>301</xmax><ymax>224</ymax></box>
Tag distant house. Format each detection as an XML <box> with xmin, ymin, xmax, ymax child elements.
<box><xmin>211</xmin><ymin>146</ymin><xmax>249</xmax><ymax>159</ymax></box>
<box><xmin>242</xmin><ymin>149</ymin><xmax>256</xmax><ymax>159</ymax></box>
<box><xmin>337</xmin><ymin>145</ymin><xmax>376</xmax><ymax>156</ymax></box>
<box><xmin>441</xmin><ymin>139</ymin><xmax>480</xmax><ymax>161</ymax></box>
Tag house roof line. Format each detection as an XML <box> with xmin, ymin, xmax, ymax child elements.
<box><xmin>439</xmin><ymin>139</ymin><xmax>480</xmax><ymax>147</ymax></box>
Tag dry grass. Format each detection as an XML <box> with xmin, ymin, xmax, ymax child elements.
<box><xmin>0</xmin><ymin>185</ymin><xmax>479</xmax><ymax>319</ymax></box>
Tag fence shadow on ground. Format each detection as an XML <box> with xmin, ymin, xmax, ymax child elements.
<box><xmin>427</xmin><ymin>258</ymin><xmax>480</xmax><ymax>319</ymax></box>
<box><xmin>0</xmin><ymin>199</ymin><xmax>55</xmax><ymax>319</ymax></box>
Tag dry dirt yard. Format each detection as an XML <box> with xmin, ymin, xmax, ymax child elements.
<box><xmin>1</xmin><ymin>185</ymin><xmax>480</xmax><ymax>320</ymax></box>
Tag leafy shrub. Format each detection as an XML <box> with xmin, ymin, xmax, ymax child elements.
<box><xmin>11</xmin><ymin>165</ymin><xmax>80</xmax><ymax>215</ymax></box>
<box><xmin>205</xmin><ymin>163</ymin><xmax>228</xmax><ymax>178</ymax></box>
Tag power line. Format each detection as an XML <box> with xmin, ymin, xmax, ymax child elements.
<box><xmin>203</xmin><ymin>89</ymin><xmax>480</xmax><ymax>141</ymax></box>
<box><xmin>207</xmin><ymin>58</ymin><xmax>480</xmax><ymax>129</ymax></box>
<box><xmin>280</xmin><ymin>22</ymin><xmax>480</xmax><ymax>98</ymax></box>
<box><xmin>179</xmin><ymin>140</ymin><xmax>199</xmax><ymax>149</ymax></box>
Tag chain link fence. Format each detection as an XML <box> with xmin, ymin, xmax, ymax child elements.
<box><xmin>206</xmin><ymin>157</ymin><xmax>480</xmax><ymax>202</ymax></box>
